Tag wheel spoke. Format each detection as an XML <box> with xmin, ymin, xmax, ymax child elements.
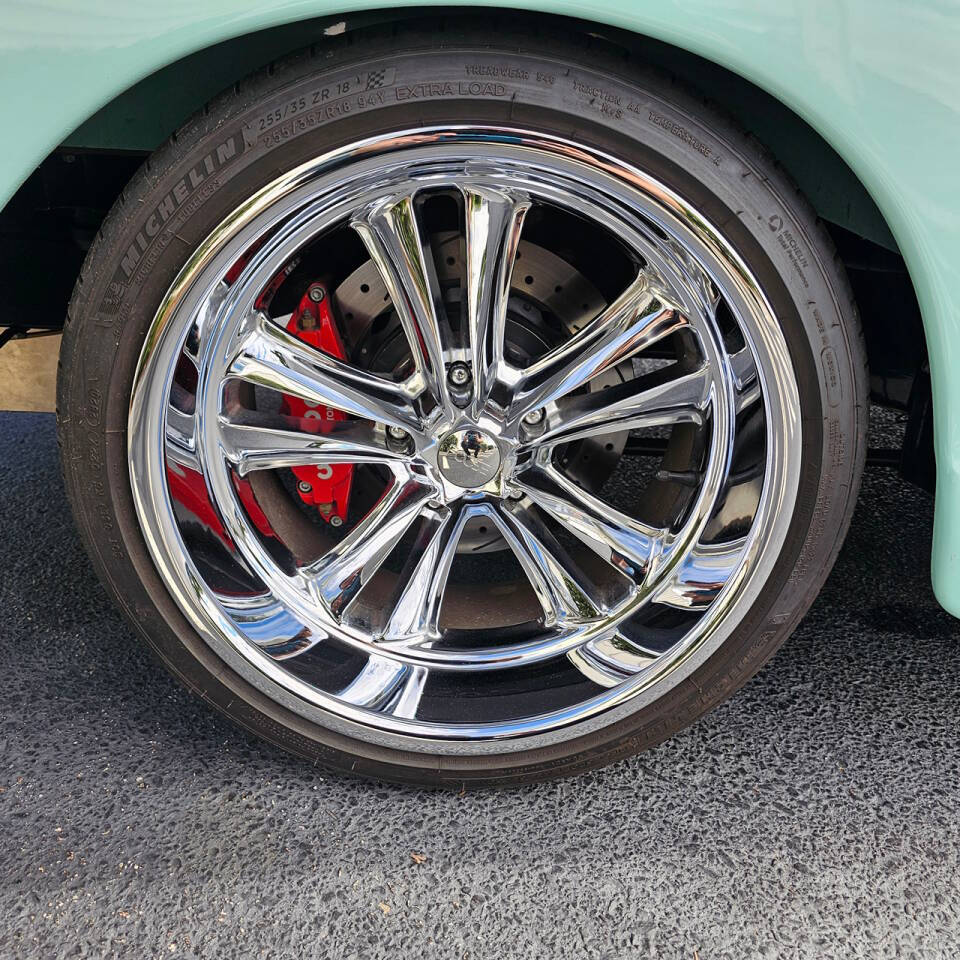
<box><xmin>495</xmin><ymin>499</ymin><xmax>609</xmax><ymax>628</ymax></box>
<box><xmin>218</xmin><ymin>416</ymin><xmax>407</xmax><ymax>476</ymax></box>
<box><xmin>729</xmin><ymin>344</ymin><xmax>761</xmax><ymax>412</ymax></box>
<box><xmin>336</xmin><ymin>655</ymin><xmax>427</xmax><ymax>717</ymax></box>
<box><xmin>224</xmin><ymin>597</ymin><xmax>324</xmax><ymax>660</ymax></box>
<box><xmin>568</xmin><ymin>633</ymin><xmax>658</xmax><ymax>688</ymax></box>
<box><xmin>652</xmin><ymin>537</ymin><xmax>747</xmax><ymax>610</ymax></box>
<box><xmin>227</xmin><ymin>312</ymin><xmax>422</xmax><ymax>434</ymax></box>
<box><xmin>351</xmin><ymin>193</ymin><xmax>453</xmax><ymax>416</ymax></box>
<box><xmin>515</xmin><ymin>465</ymin><xmax>665</xmax><ymax>586</ymax></box>
<box><xmin>511</xmin><ymin>273</ymin><xmax>685</xmax><ymax>419</ymax></box>
<box><xmin>387</xmin><ymin>664</ymin><xmax>429</xmax><ymax>719</ymax></box>
<box><xmin>165</xmin><ymin>403</ymin><xmax>199</xmax><ymax>470</ymax></box>
<box><xmin>531</xmin><ymin>362</ymin><xmax>712</xmax><ymax>449</ymax></box>
<box><xmin>378</xmin><ymin>504</ymin><xmax>464</xmax><ymax>643</ymax></box>
<box><xmin>649</xmin><ymin>234</ymin><xmax>721</xmax><ymax>323</ymax></box>
<box><xmin>501</xmin><ymin>501</ymin><xmax>609</xmax><ymax>625</ymax></box>
<box><xmin>185</xmin><ymin>279</ymin><xmax>230</xmax><ymax>364</ymax></box>
<box><xmin>461</xmin><ymin>185</ymin><xmax>530</xmax><ymax>413</ymax></box>
<box><xmin>301</xmin><ymin>477</ymin><xmax>432</xmax><ymax>619</ymax></box>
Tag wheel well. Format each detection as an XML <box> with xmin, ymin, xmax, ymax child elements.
<box><xmin>57</xmin><ymin>9</ymin><xmax>900</xmax><ymax>250</ymax></box>
<box><xmin>0</xmin><ymin>7</ymin><xmax>930</xmax><ymax>474</ymax></box>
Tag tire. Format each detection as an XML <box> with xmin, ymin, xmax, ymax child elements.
<box><xmin>57</xmin><ymin>21</ymin><xmax>868</xmax><ymax>787</ymax></box>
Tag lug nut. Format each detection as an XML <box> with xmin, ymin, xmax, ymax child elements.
<box><xmin>386</xmin><ymin>425</ymin><xmax>409</xmax><ymax>441</ymax></box>
<box><xmin>297</xmin><ymin>481</ymin><xmax>313</xmax><ymax>494</ymax></box>
<box><xmin>508</xmin><ymin>489</ymin><xmax>524</xmax><ymax>501</ymax></box>
<box><xmin>447</xmin><ymin>362</ymin><xmax>472</xmax><ymax>388</ymax></box>
<box><xmin>522</xmin><ymin>408</ymin><xmax>545</xmax><ymax>426</ymax></box>
<box><xmin>308</xmin><ymin>285</ymin><xmax>325</xmax><ymax>303</ymax></box>
<box><xmin>329</xmin><ymin>515</ymin><xmax>343</xmax><ymax>527</ymax></box>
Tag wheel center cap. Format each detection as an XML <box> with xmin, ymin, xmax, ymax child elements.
<box><xmin>436</xmin><ymin>428</ymin><xmax>502</xmax><ymax>488</ymax></box>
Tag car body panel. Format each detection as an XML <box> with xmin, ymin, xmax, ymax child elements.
<box><xmin>2</xmin><ymin>0</ymin><xmax>958</xmax><ymax>613</ymax></box>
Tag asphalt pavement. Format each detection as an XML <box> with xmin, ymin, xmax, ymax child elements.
<box><xmin>1</xmin><ymin>408</ymin><xmax>958</xmax><ymax>959</ymax></box>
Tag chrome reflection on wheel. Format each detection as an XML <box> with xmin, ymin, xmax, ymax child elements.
<box><xmin>128</xmin><ymin>128</ymin><xmax>800</xmax><ymax>752</ymax></box>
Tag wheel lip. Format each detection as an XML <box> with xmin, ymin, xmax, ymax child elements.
<box><xmin>127</xmin><ymin>125</ymin><xmax>802</xmax><ymax>755</ymax></box>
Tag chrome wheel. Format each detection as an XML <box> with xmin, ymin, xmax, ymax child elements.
<box><xmin>128</xmin><ymin>128</ymin><xmax>801</xmax><ymax>752</ymax></box>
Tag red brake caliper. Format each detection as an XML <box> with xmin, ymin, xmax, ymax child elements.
<box><xmin>280</xmin><ymin>281</ymin><xmax>354</xmax><ymax>526</ymax></box>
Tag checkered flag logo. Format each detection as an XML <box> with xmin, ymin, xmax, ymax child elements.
<box><xmin>365</xmin><ymin>69</ymin><xmax>387</xmax><ymax>90</ymax></box>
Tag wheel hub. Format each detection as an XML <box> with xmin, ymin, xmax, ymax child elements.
<box><xmin>436</xmin><ymin>427</ymin><xmax>502</xmax><ymax>488</ymax></box>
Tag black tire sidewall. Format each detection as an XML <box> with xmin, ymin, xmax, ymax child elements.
<box><xmin>58</xmin><ymin>29</ymin><xmax>866</xmax><ymax>786</ymax></box>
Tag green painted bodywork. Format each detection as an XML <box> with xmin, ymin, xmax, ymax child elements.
<box><xmin>1</xmin><ymin>1</ymin><xmax>958</xmax><ymax>612</ymax></box>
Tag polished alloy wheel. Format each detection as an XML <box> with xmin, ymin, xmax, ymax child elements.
<box><xmin>127</xmin><ymin>129</ymin><xmax>800</xmax><ymax>750</ymax></box>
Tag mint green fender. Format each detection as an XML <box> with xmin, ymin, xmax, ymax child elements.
<box><xmin>2</xmin><ymin>1</ymin><xmax>958</xmax><ymax>612</ymax></box>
